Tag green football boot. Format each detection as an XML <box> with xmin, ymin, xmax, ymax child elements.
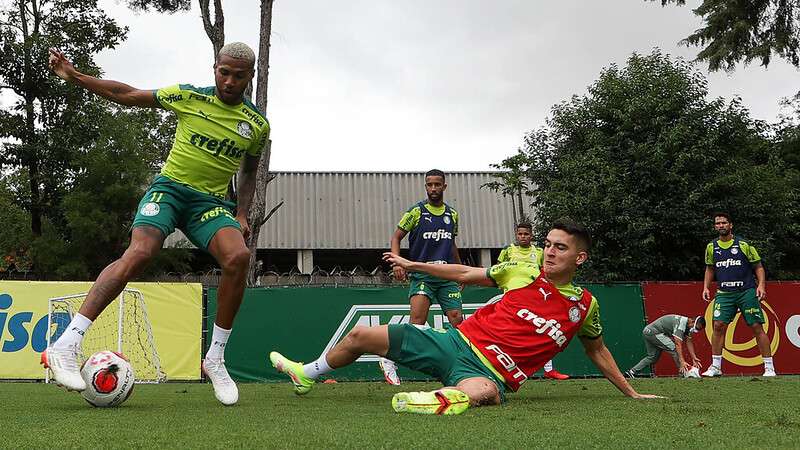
<box><xmin>269</xmin><ymin>351</ymin><xmax>315</xmax><ymax>395</ymax></box>
<box><xmin>391</xmin><ymin>388</ymin><xmax>470</xmax><ymax>415</ymax></box>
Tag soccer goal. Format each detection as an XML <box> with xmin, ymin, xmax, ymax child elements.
<box><xmin>45</xmin><ymin>288</ymin><xmax>167</xmax><ymax>383</ymax></box>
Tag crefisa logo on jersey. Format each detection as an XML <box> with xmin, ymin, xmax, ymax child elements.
<box><xmin>421</xmin><ymin>229</ymin><xmax>453</xmax><ymax>241</ymax></box>
<box><xmin>237</xmin><ymin>121</ymin><xmax>253</xmax><ymax>139</ymax></box>
<box><xmin>140</xmin><ymin>202</ymin><xmax>160</xmax><ymax>217</ymax></box>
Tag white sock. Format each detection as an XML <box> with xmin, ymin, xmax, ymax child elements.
<box><xmin>712</xmin><ymin>355</ymin><xmax>722</xmax><ymax>369</ymax></box>
<box><xmin>303</xmin><ymin>354</ymin><xmax>332</xmax><ymax>379</ymax></box>
<box><xmin>543</xmin><ymin>360</ymin><xmax>554</xmax><ymax>372</ymax></box>
<box><xmin>763</xmin><ymin>357</ymin><xmax>774</xmax><ymax>371</ymax></box>
<box><xmin>205</xmin><ymin>324</ymin><xmax>231</xmax><ymax>360</ymax></box>
<box><xmin>53</xmin><ymin>313</ymin><xmax>92</xmax><ymax>349</ymax></box>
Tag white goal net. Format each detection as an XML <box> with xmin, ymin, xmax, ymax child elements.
<box><xmin>46</xmin><ymin>288</ymin><xmax>166</xmax><ymax>383</ymax></box>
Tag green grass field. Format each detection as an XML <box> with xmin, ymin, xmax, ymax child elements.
<box><xmin>4</xmin><ymin>377</ymin><xmax>799</xmax><ymax>449</ymax></box>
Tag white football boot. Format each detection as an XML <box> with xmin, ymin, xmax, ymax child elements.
<box><xmin>379</xmin><ymin>358</ymin><xmax>401</xmax><ymax>386</ymax></box>
<box><xmin>701</xmin><ymin>365</ymin><xmax>723</xmax><ymax>377</ymax></box>
<box><xmin>202</xmin><ymin>358</ymin><xmax>239</xmax><ymax>406</ymax></box>
<box><xmin>41</xmin><ymin>345</ymin><xmax>87</xmax><ymax>391</ymax></box>
<box><xmin>762</xmin><ymin>368</ymin><xmax>777</xmax><ymax>377</ymax></box>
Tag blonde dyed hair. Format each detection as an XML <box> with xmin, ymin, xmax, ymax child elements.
<box><xmin>217</xmin><ymin>42</ymin><xmax>256</xmax><ymax>67</ymax></box>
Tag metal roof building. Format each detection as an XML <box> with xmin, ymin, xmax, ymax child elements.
<box><xmin>167</xmin><ymin>171</ymin><xmax>535</xmax><ymax>272</ymax></box>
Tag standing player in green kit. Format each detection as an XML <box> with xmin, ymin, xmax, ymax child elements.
<box><xmin>701</xmin><ymin>212</ymin><xmax>775</xmax><ymax>377</ymax></box>
<box><xmin>43</xmin><ymin>43</ymin><xmax>269</xmax><ymax>406</ymax></box>
<box><xmin>378</xmin><ymin>169</ymin><xmax>463</xmax><ymax>385</ymax></box>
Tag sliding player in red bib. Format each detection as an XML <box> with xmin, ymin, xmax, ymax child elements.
<box><xmin>270</xmin><ymin>219</ymin><xmax>662</xmax><ymax>415</ymax></box>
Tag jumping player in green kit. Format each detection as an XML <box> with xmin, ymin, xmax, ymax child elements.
<box><xmin>43</xmin><ymin>43</ymin><xmax>269</xmax><ymax>405</ymax></box>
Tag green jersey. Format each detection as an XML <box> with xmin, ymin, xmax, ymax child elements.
<box><xmin>704</xmin><ymin>238</ymin><xmax>760</xmax><ymax>266</ymax></box>
<box><xmin>155</xmin><ymin>84</ymin><xmax>270</xmax><ymax>197</ymax></box>
<box><xmin>486</xmin><ymin>261</ymin><xmax>603</xmax><ymax>338</ymax></box>
<box><xmin>397</xmin><ymin>203</ymin><xmax>459</xmax><ymax>235</ymax></box>
<box><xmin>397</xmin><ymin>202</ymin><xmax>459</xmax><ymax>263</ymax></box>
<box><xmin>497</xmin><ymin>244</ymin><xmax>544</xmax><ymax>265</ymax></box>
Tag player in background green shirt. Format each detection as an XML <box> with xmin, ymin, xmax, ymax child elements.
<box><xmin>44</xmin><ymin>43</ymin><xmax>268</xmax><ymax>405</ymax></box>
<box><xmin>379</xmin><ymin>169</ymin><xmax>463</xmax><ymax>386</ymax></box>
<box><xmin>497</xmin><ymin>222</ymin><xmax>569</xmax><ymax>380</ymax></box>
<box><xmin>701</xmin><ymin>212</ymin><xmax>774</xmax><ymax>377</ymax></box>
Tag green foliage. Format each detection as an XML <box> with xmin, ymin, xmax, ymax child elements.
<box><xmin>15</xmin><ymin>106</ymin><xmax>182</xmax><ymax>280</ymax></box>
<box><xmin>0</xmin><ymin>0</ymin><xmax>128</xmax><ymax>237</ymax></box>
<box><xmin>655</xmin><ymin>0</ymin><xmax>800</xmax><ymax>71</ymax></box>
<box><xmin>483</xmin><ymin>152</ymin><xmax>531</xmax><ymax>223</ymax></box>
<box><xmin>0</xmin><ymin>2</ymin><xmax>192</xmax><ymax>280</ymax></box>
<box><xmin>496</xmin><ymin>50</ymin><xmax>799</xmax><ymax>281</ymax></box>
<box><xmin>0</xmin><ymin>177</ymin><xmax>32</xmax><ymax>273</ymax></box>
<box><xmin>125</xmin><ymin>0</ymin><xmax>191</xmax><ymax>13</ymax></box>
<box><xmin>56</xmin><ymin>107</ymin><xmax>177</xmax><ymax>279</ymax></box>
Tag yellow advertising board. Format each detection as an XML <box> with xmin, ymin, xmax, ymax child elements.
<box><xmin>0</xmin><ymin>281</ymin><xmax>202</xmax><ymax>380</ymax></box>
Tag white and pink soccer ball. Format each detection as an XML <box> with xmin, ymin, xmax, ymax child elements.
<box><xmin>80</xmin><ymin>351</ymin><xmax>135</xmax><ymax>407</ymax></box>
<box><xmin>684</xmin><ymin>366</ymin><xmax>701</xmax><ymax>379</ymax></box>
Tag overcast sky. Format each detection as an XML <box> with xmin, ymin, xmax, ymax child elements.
<box><xmin>89</xmin><ymin>0</ymin><xmax>799</xmax><ymax>171</ymax></box>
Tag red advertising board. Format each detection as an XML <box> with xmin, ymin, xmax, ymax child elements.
<box><xmin>641</xmin><ymin>282</ymin><xmax>800</xmax><ymax>376</ymax></box>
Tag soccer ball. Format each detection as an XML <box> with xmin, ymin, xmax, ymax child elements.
<box><xmin>684</xmin><ymin>366</ymin><xmax>701</xmax><ymax>379</ymax></box>
<box><xmin>80</xmin><ymin>351</ymin><xmax>135</xmax><ymax>407</ymax></box>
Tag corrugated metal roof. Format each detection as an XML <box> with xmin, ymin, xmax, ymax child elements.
<box><xmin>166</xmin><ymin>171</ymin><xmax>535</xmax><ymax>249</ymax></box>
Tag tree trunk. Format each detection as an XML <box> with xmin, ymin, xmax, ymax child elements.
<box><xmin>245</xmin><ymin>0</ymin><xmax>276</xmax><ymax>285</ymax></box>
<box><xmin>510</xmin><ymin>194</ymin><xmax>517</xmax><ymax>226</ymax></box>
<box><xmin>198</xmin><ymin>0</ymin><xmax>224</xmax><ymax>59</ymax></box>
<box><xmin>18</xmin><ymin>0</ymin><xmax>42</xmax><ymax>236</ymax></box>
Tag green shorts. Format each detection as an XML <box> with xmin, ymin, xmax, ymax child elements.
<box><xmin>713</xmin><ymin>288</ymin><xmax>765</xmax><ymax>325</ymax></box>
<box><xmin>386</xmin><ymin>324</ymin><xmax>506</xmax><ymax>401</ymax></box>
<box><xmin>133</xmin><ymin>175</ymin><xmax>240</xmax><ymax>251</ymax></box>
<box><xmin>408</xmin><ymin>273</ymin><xmax>462</xmax><ymax>312</ymax></box>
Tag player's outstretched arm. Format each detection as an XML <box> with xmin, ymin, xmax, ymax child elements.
<box><xmin>579</xmin><ymin>336</ymin><xmax>665</xmax><ymax>399</ymax></box>
<box><xmin>48</xmin><ymin>48</ymin><xmax>157</xmax><ymax>108</ymax></box>
<box><xmin>382</xmin><ymin>252</ymin><xmax>494</xmax><ymax>287</ymax></box>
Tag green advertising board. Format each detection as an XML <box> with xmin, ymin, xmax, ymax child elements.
<box><xmin>207</xmin><ymin>284</ymin><xmax>649</xmax><ymax>383</ymax></box>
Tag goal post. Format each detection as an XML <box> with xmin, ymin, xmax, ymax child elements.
<box><xmin>45</xmin><ymin>288</ymin><xmax>167</xmax><ymax>383</ymax></box>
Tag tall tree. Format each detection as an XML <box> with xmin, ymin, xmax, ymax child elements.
<box><xmin>0</xmin><ymin>1</ymin><xmax>127</xmax><ymax>237</ymax></box>
<box><xmin>653</xmin><ymin>0</ymin><xmax>800</xmax><ymax>71</ymax></box>
<box><xmin>245</xmin><ymin>0</ymin><xmax>278</xmax><ymax>285</ymax></box>
<box><xmin>482</xmin><ymin>152</ymin><xmax>530</xmax><ymax>224</ymax></box>
<box><xmin>508</xmin><ymin>49</ymin><xmax>798</xmax><ymax>281</ymax></box>
<box><xmin>199</xmin><ymin>0</ymin><xmax>224</xmax><ymax>60</ymax></box>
